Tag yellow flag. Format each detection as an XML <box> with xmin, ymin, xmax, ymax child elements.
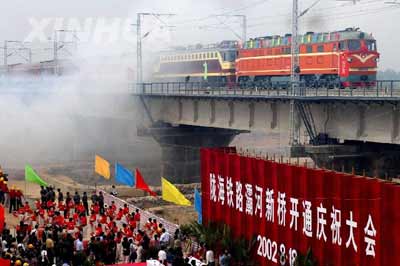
<box><xmin>161</xmin><ymin>177</ymin><xmax>191</xmax><ymax>206</ymax></box>
<box><xmin>95</xmin><ymin>155</ymin><xmax>110</xmax><ymax>179</ymax></box>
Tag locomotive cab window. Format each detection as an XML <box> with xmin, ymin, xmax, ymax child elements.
<box><xmin>366</xmin><ymin>40</ymin><xmax>376</xmax><ymax>51</ymax></box>
<box><xmin>339</xmin><ymin>41</ymin><xmax>347</xmax><ymax>51</ymax></box>
<box><xmin>348</xmin><ymin>40</ymin><xmax>361</xmax><ymax>51</ymax></box>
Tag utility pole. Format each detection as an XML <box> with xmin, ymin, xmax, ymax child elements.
<box><xmin>289</xmin><ymin>0</ymin><xmax>300</xmax><ymax>145</ymax></box>
<box><xmin>53</xmin><ymin>29</ymin><xmax>79</xmax><ymax>75</ymax></box>
<box><xmin>3</xmin><ymin>41</ymin><xmax>7</xmax><ymax>67</ymax></box>
<box><xmin>136</xmin><ymin>13</ymin><xmax>144</xmax><ymax>85</ymax></box>
<box><xmin>288</xmin><ymin>0</ymin><xmax>348</xmax><ymax>145</ymax></box>
<box><xmin>53</xmin><ymin>32</ymin><xmax>58</xmax><ymax>75</ymax></box>
<box><xmin>136</xmin><ymin>13</ymin><xmax>175</xmax><ymax>84</ymax></box>
<box><xmin>3</xmin><ymin>41</ymin><xmax>31</xmax><ymax>71</ymax></box>
<box><xmin>242</xmin><ymin>15</ymin><xmax>247</xmax><ymax>44</ymax></box>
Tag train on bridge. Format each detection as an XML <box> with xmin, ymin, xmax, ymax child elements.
<box><xmin>153</xmin><ymin>27</ymin><xmax>379</xmax><ymax>88</ymax></box>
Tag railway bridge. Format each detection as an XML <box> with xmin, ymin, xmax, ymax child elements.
<box><xmin>134</xmin><ymin>81</ymin><xmax>400</xmax><ymax>180</ymax></box>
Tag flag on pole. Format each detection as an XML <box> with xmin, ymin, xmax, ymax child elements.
<box><xmin>95</xmin><ymin>155</ymin><xmax>110</xmax><ymax>179</ymax></box>
<box><xmin>25</xmin><ymin>165</ymin><xmax>48</xmax><ymax>187</ymax></box>
<box><xmin>115</xmin><ymin>163</ymin><xmax>135</xmax><ymax>187</ymax></box>
<box><xmin>194</xmin><ymin>188</ymin><xmax>202</xmax><ymax>224</ymax></box>
<box><xmin>161</xmin><ymin>177</ymin><xmax>191</xmax><ymax>206</ymax></box>
<box><xmin>135</xmin><ymin>168</ymin><xmax>157</xmax><ymax>197</ymax></box>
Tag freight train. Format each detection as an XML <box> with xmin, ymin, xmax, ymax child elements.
<box><xmin>153</xmin><ymin>28</ymin><xmax>379</xmax><ymax>88</ymax></box>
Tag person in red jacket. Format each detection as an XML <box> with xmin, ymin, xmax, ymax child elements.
<box><xmin>15</xmin><ymin>188</ymin><xmax>24</xmax><ymax>210</ymax></box>
<box><xmin>99</xmin><ymin>213</ymin><xmax>108</xmax><ymax>225</ymax></box>
<box><xmin>106</xmin><ymin>206</ymin><xmax>114</xmax><ymax>218</ymax></box>
<box><xmin>122</xmin><ymin>204</ymin><xmax>129</xmax><ymax>215</ymax></box>
<box><xmin>79</xmin><ymin>212</ymin><xmax>87</xmax><ymax>228</ymax></box>
<box><xmin>91</xmin><ymin>202</ymin><xmax>100</xmax><ymax>215</ymax></box>
<box><xmin>9</xmin><ymin>186</ymin><xmax>17</xmax><ymax>213</ymax></box>
<box><xmin>128</xmin><ymin>216</ymin><xmax>137</xmax><ymax>230</ymax></box>
<box><xmin>46</xmin><ymin>199</ymin><xmax>55</xmax><ymax>210</ymax></box>
<box><xmin>95</xmin><ymin>223</ymin><xmax>103</xmax><ymax>236</ymax></box>
<box><xmin>66</xmin><ymin>217</ymin><xmax>76</xmax><ymax>233</ymax></box>
<box><xmin>54</xmin><ymin>212</ymin><xmax>65</xmax><ymax>228</ymax></box>
<box><xmin>134</xmin><ymin>209</ymin><xmax>141</xmax><ymax>227</ymax></box>
<box><xmin>122</xmin><ymin>224</ymin><xmax>133</xmax><ymax>238</ymax></box>
<box><xmin>116</xmin><ymin>208</ymin><xmax>124</xmax><ymax>221</ymax></box>
<box><xmin>23</xmin><ymin>201</ymin><xmax>33</xmax><ymax>214</ymax></box>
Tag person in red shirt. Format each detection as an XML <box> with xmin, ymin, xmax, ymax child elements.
<box><xmin>54</xmin><ymin>212</ymin><xmax>65</xmax><ymax>228</ymax></box>
<box><xmin>79</xmin><ymin>213</ymin><xmax>87</xmax><ymax>228</ymax></box>
<box><xmin>111</xmin><ymin>221</ymin><xmax>118</xmax><ymax>234</ymax></box>
<box><xmin>99</xmin><ymin>213</ymin><xmax>108</xmax><ymax>225</ymax></box>
<box><xmin>128</xmin><ymin>216</ymin><xmax>137</xmax><ymax>230</ymax></box>
<box><xmin>58</xmin><ymin>200</ymin><xmax>66</xmax><ymax>213</ymax></box>
<box><xmin>66</xmin><ymin>217</ymin><xmax>76</xmax><ymax>233</ymax></box>
<box><xmin>145</xmin><ymin>218</ymin><xmax>153</xmax><ymax>232</ymax></box>
<box><xmin>95</xmin><ymin>224</ymin><xmax>103</xmax><ymax>236</ymax></box>
<box><xmin>106</xmin><ymin>206</ymin><xmax>114</xmax><ymax>218</ymax></box>
<box><xmin>38</xmin><ymin>207</ymin><xmax>45</xmax><ymax>225</ymax></box>
<box><xmin>46</xmin><ymin>200</ymin><xmax>55</xmax><ymax>210</ymax></box>
<box><xmin>110</xmin><ymin>201</ymin><xmax>117</xmax><ymax>212</ymax></box>
<box><xmin>135</xmin><ymin>231</ymin><xmax>143</xmax><ymax>244</ymax></box>
<box><xmin>9</xmin><ymin>187</ymin><xmax>17</xmax><ymax>213</ymax></box>
<box><xmin>116</xmin><ymin>208</ymin><xmax>124</xmax><ymax>221</ymax></box>
<box><xmin>134</xmin><ymin>209</ymin><xmax>141</xmax><ymax>225</ymax></box>
<box><xmin>30</xmin><ymin>210</ymin><xmax>38</xmax><ymax>227</ymax></box>
<box><xmin>23</xmin><ymin>201</ymin><xmax>33</xmax><ymax>214</ymax></box>
<box><xmin>15</xmin><ymin>188</ymin><xmax>24</xmax><ymax>210</ymax></box>
<box><xmin>76</xmin><ymin>203</ymin><xmax>85</xmax><ymax>216</ymax></box>
<box><xmin>122</xmin><ymin>204</ymin><xmax>129</xmax><ymax>215</ymax></box>
<box><xmin>91</xmin><ymin>202</ymin><xmax>100</xmax><ymax>215</ymax></box>
<box><xmin>115</xmin><ymin>231</ymin><xmax>123</xmax><ymax>244</ymax></box>
<box><xmin>72</xmin><ymin>212</ymin><xmax>79</xmax><ymax>224</ymax></box>
<box><xmin>47</xmin><ymin>207</ymin><xmax>55</xmax><ymax>223</ymax></box>
<box><xmin>35</xmin><ymin>200</ymin><xmax>41</xmax><ymax>210</ymax></box>
<box><xmin>122</xmin><ymin>224</ymin><xmax>133</xmax><ymax>238</ymax></box>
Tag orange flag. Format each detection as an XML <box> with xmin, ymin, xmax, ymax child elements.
<box><xmin>135</xmin><ymin>168</ymin><xmax>157</xmax><ymax>197</ymax></box>
<box><xmin>95</xmin><ymin>155</ymin><xmax>111</xmax><ymax>179</ymax></box>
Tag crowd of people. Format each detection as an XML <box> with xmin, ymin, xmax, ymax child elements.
<box><xmin>0</xmin><ymin>175</ymin><xmax>229</xmax><ymax>266</ymax></box>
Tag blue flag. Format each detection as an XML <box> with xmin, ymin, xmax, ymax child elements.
<box><xmin>115</xmin><ymin>163</ymin><xmax>135</xmax><ymax>187</ymax></box>
<box><xmin>194</xmin><ymin>188</ymin><xmax>202</xmax><ymax>224</ymax></box>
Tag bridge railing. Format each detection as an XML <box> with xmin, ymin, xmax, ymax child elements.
<box><xmin>131</xmin><ymin>80</ymin><xmax>400</xmax><ymax>98</ymax></box>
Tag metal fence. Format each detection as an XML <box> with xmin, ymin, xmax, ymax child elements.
<box><xmin>99</xmin><ymin>189</ymin><xmax>179</xmax><ymax>234</ymax></box>
<box><xmin>131</xmin><ymin>80</ymin><xmax>400</xmax><ymax>99</ymax></box>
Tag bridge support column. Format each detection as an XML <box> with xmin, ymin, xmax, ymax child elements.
<box><xmin>143</xmin><ymin>124</ymin><xmax>243</xmax><ymax>183</ymax></box>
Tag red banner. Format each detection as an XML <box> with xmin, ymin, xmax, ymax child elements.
<box><xmin>201</xmin><ymin>148</ymin><xmax>400</xmax><ymax>266</ymax></box>
<box><xmin>0</xmin><ymin>205</ymin><xmax>4</xmax><ymax>233</ymax></box>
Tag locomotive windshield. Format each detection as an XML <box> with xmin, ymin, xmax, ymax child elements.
<box><xmin>348</xmin><ymin>40</ymin><xmax>361</xmax><ymax>51</ymax></box>
<box><xmin>222</xmin><ymin>51</ymin><xmax>237</xmax><ymax>62</ymax></box>
<box><xmin>366</xmin><ymin>40</ymin><xmax>376</xmax><ymax>51</ymax></box>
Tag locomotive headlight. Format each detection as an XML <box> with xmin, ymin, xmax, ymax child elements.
<box><xmin>347</xmin><ymin>58</ymin><xmax>353</xmax><ymax>63</ymax></box>
<box><xmin>375</xmin><ymin>57</ymin><xmax>379</xmax><ymax>62</ymax></box>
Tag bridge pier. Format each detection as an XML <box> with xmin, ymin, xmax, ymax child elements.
<box><xmin>139</xmin><ymin>123</ymin><xmax>243</xmax><ymax>183</ymax></box>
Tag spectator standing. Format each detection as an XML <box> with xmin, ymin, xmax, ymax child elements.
<box><xmin>205</xmin><ymin>246</ymin><xmax>215</xmax><ymax>266</ymax></box>
<box><xmin>82</xmin><ymin>191</ymin><xmax>89</xmax><ymax>215</ymax></box>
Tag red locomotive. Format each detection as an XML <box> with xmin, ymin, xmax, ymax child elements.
<box><xmin>237</xmin><ymin>27</ymin><xmax>379</xmax><ymax>88</ymax></box>
<box><xmin>153</xmin><ymin>28</ymin><xmax>379</xmax><ymax>88</ymax></box>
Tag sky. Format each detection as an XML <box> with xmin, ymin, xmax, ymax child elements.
<box><xmin>0</xmin><ymin>0</ymin><xmax>399</xmax><ymax>70</ymax></box>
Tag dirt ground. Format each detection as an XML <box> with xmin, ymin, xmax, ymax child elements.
<box><xmin>4</xmin><ymin>165</ymin><xmax>198</xmax><ymax>230</ymax></box>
